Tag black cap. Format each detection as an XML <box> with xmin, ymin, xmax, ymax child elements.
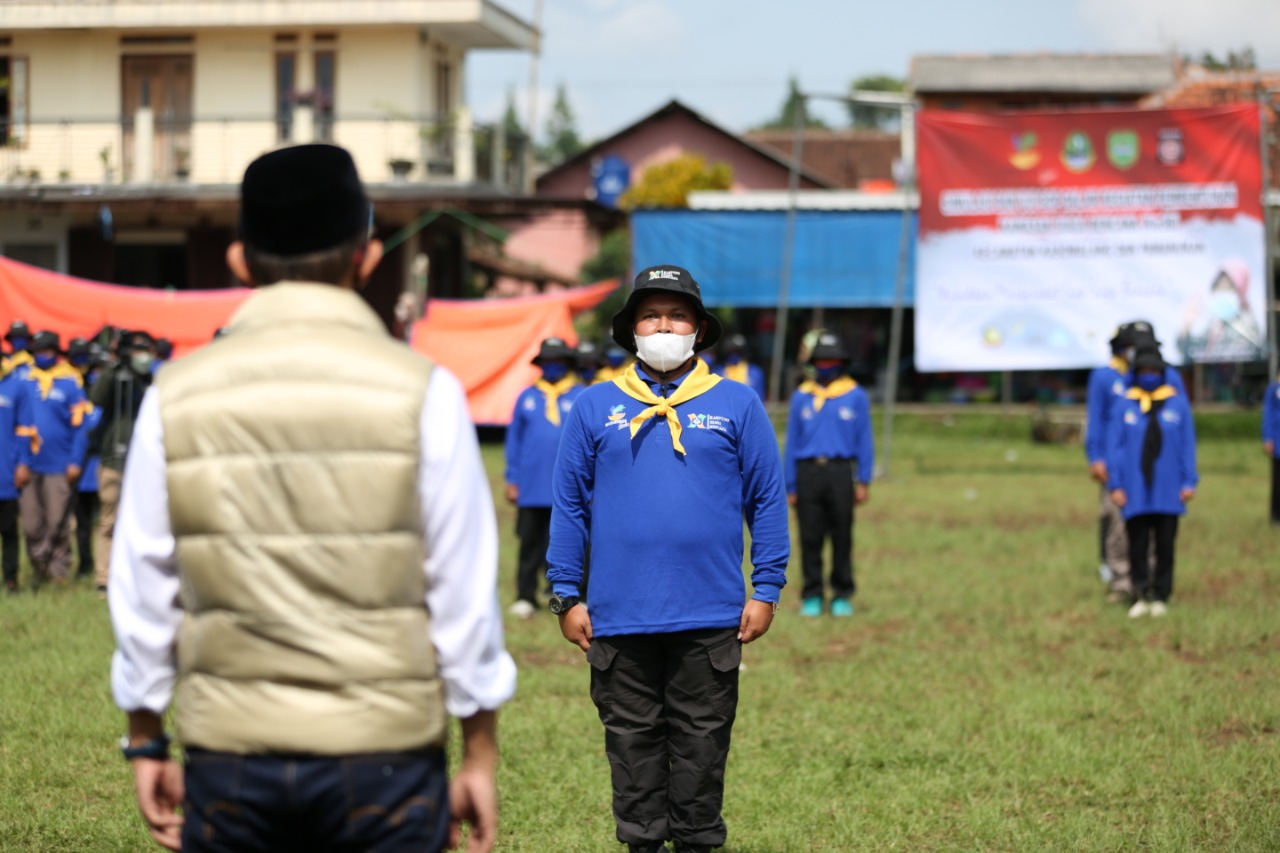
<box><xmin>1132</xmin><ymin>348</ymin><xmax>1168</xmax><ymax>373</ymax></box>
<box><xmin>31</xmin><ymin>330</ymin><xmax>60</xmax><ymax>352</ymax></box>
<box><xmin>610</xmin><ymin>264</ymin><xmax>722</xmax><ymax>354</ymax></box>
<box><xmin>808</xmin><ymin>332</ymin><xmax>850</xmax><ymax>362</ymax></box>
<box><xmin>576</xmin><ymin>340</ymin><xmax>603</xmax><ymax>368</ymax></box>
<box><xmin>1126</xmin><ymin>320</ymin><xmax>1160</xmax><ymax>347</ymax></box>
<box><xmin>6</xmin><ymin>320</ymin><xmax>30</xmax><ymax>341</ymax></box>
<box><xmin>68</xmin><ymin>337</ymin><xmax>90</xmax><ymax>356</ymax></box>
<box><xmin>531</xmin><ymin>337</ymin><xmax>576</xmax><ymax>366</ymax></box>
<box><xmin>118</xmin><ymin>330</ymin><xmax>156</xmax><ymax>355</ymax></box>
<box><xmin>721</xmin><ymin>333</ymin><xmax>749</xmax><ymax>355</ymax></box>
<box><xmin>239</xmin><ymin>144</ymin><xmax>370</xmax><ymax>256</ymax></box>
<box><xmin>155</xmin><ymin>337</ymin><xmax>173</xmax><ymax>359</ymax></box>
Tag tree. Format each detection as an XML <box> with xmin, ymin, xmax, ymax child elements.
<box><xmin>752</xmin><ymin>76</ymin><xmax>829</xmax><ymax>131</ymax></box>
<box><xmin>1186</xmin><ymin>47</ymin><xmax>1257</xmax><ymax>71</ymax></box>
<box><xmin>540</xmin><ymin>83</ymin><xmax>584</xmax><ymax>165</ymax></box>
<box><xmin>847</xmin><ymin>74</ymin><xmax>906</xmax><ymax>130</ymax></box>
<box><xmin>617</xmin><ymin>154</ymin><xmax>732</xmax><ymax>210</ymax></box>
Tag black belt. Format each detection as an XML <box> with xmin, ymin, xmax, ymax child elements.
<box><xmin>799</xmin><ymin>456</ymin><xmax>852</xmax><ymax>466</ymax></box>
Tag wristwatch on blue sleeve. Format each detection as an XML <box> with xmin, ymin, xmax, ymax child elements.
<box><xmin>548</xmin><ymin>593</ymin><xmax>580</xmax><ymax>615</ymax></box>
<box><xmin>119</xmin><ymin>732</ymin><xmax>171</xmax><ymax>761</ymax></box>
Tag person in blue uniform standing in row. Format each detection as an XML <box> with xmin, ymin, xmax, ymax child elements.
<box><xmin>547</xmin><ymin>265</ymin><xmax>789</xmax><ymax>853</ymax></box>
<box><xmin>1263</xmin><ymin>370</ymin><xmax>1280</xmax><ymax>527</ymax></box>
<box><xmin>0</xmin><ymin>352</ymin><xmax>34</xmax><ymax>593</ymax></box>
<box><xmin>504</xmin><ymin>336</ymin><xmax>581</xmax><ymax>618</ymax></box>
<box><xmin>1108</xmin><ymin>348</ymin><xmax>1198</xmax><ymax>618</ymax></box>
<box><xmin>713</xmin><ymin>333</ymin><xmax>767</xmax><ymax>403</ymax></box>
<box><xmin>784</xmin><ymin>332</ymin><xmax>874</xmax><ymax>618</ymax></box>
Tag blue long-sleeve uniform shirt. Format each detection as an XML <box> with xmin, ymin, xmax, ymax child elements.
<box><xmin>784</xmin><ymin>383</ymin><xmax>875</xmax><ymax>492</ymax></box>
<box><xmin>1106</xmin><ymin>389</ymin><xmax>1198</xmax><ymax>519</ymax></box>
<box><xmin>0</xmin><ymin>371</ymin><xmax>34</xmax><ymax>500</ymax></box>
<box><xmin>504</xmin><ymin>382</ymin><xmax>583</xmax><ymax>508</ymax></box>
<box><xmin>1263</xmin><ymin>381</ymin><xmax>1280</xmax><ymax>457</ymax></box>
<box><xmin>22</xmin><ymin>367</ymin><xmax>89</xmax><ymax>475</ymax></box>
<box><xmin>1085</xmin><ymin>358</ymin><xmax>1127</xmax><ymax>464</ymax></box>
<box><xmin>714</xmin><ymin>360</ymin><xmax>767</xmax><ymax>403</ymax></box>
<box><xmin>78</xmin><ymin>407</ymin><xmax>102</xmax><ymax>492</ymax></box>
<box><xmin>547</xmin><ymin>364</ymin><xmax>789</xmax><ymax>637</ymax></box>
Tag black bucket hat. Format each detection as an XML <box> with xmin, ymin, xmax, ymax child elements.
<box><xmin>575</xmin><ymin>340</ymin><xmax>603</xmax><ymax>369</ymax></box>
<box><xmin>531</xmin><ymin>337</ymin><xmax>576</xmax><ymax>366</ymax></box>
<box><xmin>721</xmin><ymin>333</ymin><xmax>749</xmax><ymax>356</ymax></box>
<box><xmin>610</xmin><ymin>264</ymin><xmax>722</xmax><ymax>354</ymax></box>
<box><xmin>1132</xmin><ymin>347</ymin><xmax>1168</xmax><ymax>373</ymax></box>
<box><xmin>808</xmin><ymin>332</ymin><xmax>850</xmax><ymax>362</ymax></box>
<box><xmin>6</xmin><ymin>320</ymin><xmax>30</xmax><ymax>341</ymax></box>
<box><xmin>1118</xmin><ymin>319</ymin><xmax>1160</xmax><ymax>348</ymax></box>
<box><xmin>31</xmin><ymin>330</ymin><xmax>61</xmax><ymax>353</ymax></box>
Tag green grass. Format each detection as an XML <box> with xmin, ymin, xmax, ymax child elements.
<box><xmin>2</xmin><ymin>413</ymin><xmax>1278</xmax><ymax>851</ymax></box>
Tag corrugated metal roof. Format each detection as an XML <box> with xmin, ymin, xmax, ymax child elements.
<box><xmin>910</xmin><ymin>53</ymin><xmax>1177</xmax><ymax>94</ymax></box>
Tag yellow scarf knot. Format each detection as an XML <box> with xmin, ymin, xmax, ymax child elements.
<box><xmin>535</xmin><ymin>375</ymin><xmax>578</xmax><ymax>426</ymax></box>
<box><xmin>1109</xmin><ymin>355</ymin><xmax>1128</xmax><ymax>373</ymax></box>
<box><xmin>724</xmin><ymin>361</ymin><xmax>749</xmax><ymax>385</ymax></box>
<box><xmin>612</xmin><ymin>359</ymin><xmax>721</xmax><ymax>455</ymax></box>
<box><xmin>799</xmin><ymin>376</ymin><xmax>858</xmax><ymax>411</ymax></box>
<box><xmin>1125</xmin><ymin>384</ymin><xmax>1175</xmax><ymax>413</ymax></box>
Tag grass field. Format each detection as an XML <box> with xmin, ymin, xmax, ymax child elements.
<box><xmin>1</xmin><ymin>411</ymin><xmax>1278</xmax><ymax>852</ymax></box>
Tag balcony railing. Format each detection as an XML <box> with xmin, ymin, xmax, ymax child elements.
<box><xmin>0</xmin><ymin>108</ymin><xmax>527</xmax><ymax>190</ymax></box>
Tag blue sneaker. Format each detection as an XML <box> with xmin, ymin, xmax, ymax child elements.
<box><xmin>830</xmin><ymin>598</ymin><xmax>855</xmax><ymax>618</ymax></box>
<box><xmin>800</xmin><ymin>597</ymin><xmax>823</xmax><ymax>617</ymax></box>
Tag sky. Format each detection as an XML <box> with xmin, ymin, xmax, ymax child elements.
<box><xmin>467</xmin><ymin>0</ymin><xmax>1280</xmax><ymax>143</ymax></box>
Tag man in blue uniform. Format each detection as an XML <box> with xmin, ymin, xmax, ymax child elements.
<box><xmin>1263</xmin><ymin>371</ymin><xmax>1280</xmax><ymax>526</ymax></box>
<box><xmin>3</xmin><ymin>320</ymin><xmax>34</xmax><ymax>377</ymax></box>
<box><xmin>1085</xmin><ymin>322</ymin><xmax>1139</xmax><ymax>602</ymax></box>
<box><xmin>548</xmin><ymin>265</ymin><xmax>789</xmax><ymax>853</ymax></box>
<box><xmin>18</xmin><ymin>330</ymin><xmax>90</xmax><ymax>587</ymax></box>
<box><xmin>0</xmin><ymin>356</ymin><xmax>34</xmax><ymax>593</ymax></box>
<box><xmin>784</xmin><ymin>332</ymin><xmax>874</xmax><ymax>618</ymax></box>
<box><xmin>713</xmin><ymin>333</ymin><xmax>767</xmax><ymax>403</ymax></box>
<box><xmin>504</xmin><ymin>336</ymin><xmax>580</xmax><ymax>618</ymax></box>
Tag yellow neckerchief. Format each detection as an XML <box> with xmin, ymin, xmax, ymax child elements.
<box><xmin>723</xmin><ymin>360</ymin><xmax>749</xmax><ymax>385</ymax></box>
<box><xmin>535</xmin><ymin>375</ymin><xmax>578</xmax><ymax>426</ymax></box>
<box><xmin>2</xmin><ymin>350</ymin><xmax>32</xmax><ymax>377</ymax></box>
<box><xmin>28</xmin><ymin>360</ymin><xmax>82</xmax><ymax>400</ymax></box>
<box><xmin>1109</xmin><ymin>355</ymin><xmax>1128</xmax><ymax>374</ymax></box>
<box><xmin>798</xmin><ymin>376</ymin><xmax>858</xmax><ymax>411</ymax></box>
<box><xmin>1125</xmin><ymin>384</ymin><xmax>1175</xmax><ymax>413</ymax></box>
<box><xmin>612</xmin><ymin>359</ymin><xmax>721</xmax><ymax>456</ymax></box>
<box><xmin>592</xmin><ymin>367</ymin><xmax>617</xmax><ymax>385</ymax></box>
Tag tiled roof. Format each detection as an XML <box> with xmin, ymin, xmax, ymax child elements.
<box><xmin>743</xmin><ymin>129</ymin><xmax>900</xmax><ymax>190</ymax></box>
<box><xmin>910</xmin><ymin>53</ymin><xmax>1177</xmax><ymax>94</ymax></box>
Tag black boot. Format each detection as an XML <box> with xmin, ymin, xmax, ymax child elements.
<box><xmin>628</xmin><ymin>843</ymin><xmax>666</xmax><ymax>853</ymax></box>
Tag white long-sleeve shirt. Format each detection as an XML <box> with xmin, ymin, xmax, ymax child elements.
<box><xmin>109</xmin><ymin>365</ymin><xmax>516</xmax><ymax>722</ymax></box>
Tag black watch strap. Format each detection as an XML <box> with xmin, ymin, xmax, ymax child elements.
<box><xmin>548</xmin><ymin>593</ymin><xmax>580</xmax><ymax>615</ymax></box>
<box><xmin>120</xmin><ymin>732</ymin><xmax>171</xmax><ymax>761</ymax></box>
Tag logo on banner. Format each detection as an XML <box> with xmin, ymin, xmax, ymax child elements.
<box><xmin>1008</xmin><ymin>132</ymin><xmax>1041</xmax><ymax>169</ymax></box>
<box><xmin>1106</xmin><ymin>130</ymin><xmax>1139</xmax><ymax>170</ymax></box>
<box><xmin>1156</xmin><ymin>129</ymin><xmax>1184</xmax><ymax>165</ymax></box>
<box><xmin>1060</xmin><ymin>131</ymin><xmax>1096</xmax><ymax>173</ymax></box>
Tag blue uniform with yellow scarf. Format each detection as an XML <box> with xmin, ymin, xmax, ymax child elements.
<box><xmin>713</xmin><ymin>358</ymin><xmax>767</xmax><ymax>403</ymax></box>
<box><xmin>0</xmin><ymin>368</ymin><xmax>34</xmax><ymax>590</ymax></box>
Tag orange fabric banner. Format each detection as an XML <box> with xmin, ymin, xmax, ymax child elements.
<box><xmin>0</xmin><ymin>256</ymin><xmax>250</xmax><ymax>357</ymax></box>
<box><xmin>411</xmin><ymin>279</ymin><xmax>619</xmax><ymax>425</ymax></box>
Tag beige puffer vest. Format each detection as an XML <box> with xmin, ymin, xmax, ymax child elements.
<box><xmin>157</xmin><ymin>282</ymin><xmax>445</xmax><ymax>754</ymax></box>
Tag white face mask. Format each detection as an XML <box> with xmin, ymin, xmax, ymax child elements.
<box><xmin>634</xmin><ymin>331</ymin><xmax>696</xmax><ymax>373</ymax></box>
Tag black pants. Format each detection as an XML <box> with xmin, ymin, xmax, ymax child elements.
<box><xmin>515</xmin><ymin>506</ymin><xmax>552</xmax><ymax>605</ymax></box>
<box><xmin>1126</xmin><ymin>514</ymin><xmax>1179</xmax><ymax>603</ymax></box>
<box><xmin>1271</xmin><ymin>457</ymin><xmax>1280</xmax><ymax>524</ymax></box>
<box><xmin>796</xmin><ymin>458</ymin><xmax>856</xmax><ymax>600</ymax></box>
<box><xmin>0</xmin><ymin>499</ymin><xmax>17</xmax><ymax>588</ymax></box>
<box><xmin>182</xmin><ymin>747</ymin><xmax>448</xmax><ymax>852</ymax></box>
<box><xmin>588</xmin><ymin>629</ymin><xmax>741</xmax><ymax>849</ymax></box>
<box><xmin>74</xmin><ymin>490</ymin><xmax>99</xmax><ymax>579</ymax></box>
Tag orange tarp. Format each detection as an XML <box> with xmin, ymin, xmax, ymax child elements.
<box><xmin>0</xmin><ymin>256</ymin><xmax>250</xmax><ymax>357</ymax></box>
<box><xmin>410</xmin><ymin>280</ymin><xmax>619</xmax><ymax>425</ymax></box>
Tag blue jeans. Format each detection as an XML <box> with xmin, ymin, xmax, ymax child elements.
<box><xmin>182</xmin><ymin>747</ymin><xmax>449</xmax><ymax>853</ymax></box>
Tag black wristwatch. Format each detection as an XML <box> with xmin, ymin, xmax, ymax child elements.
<box><xmin>119</xmin><ymin>732</ymin><xmax>171</xmax><ymax>762</ymax></box>
<box><xmin>548</xmin><ymin>593</ymin><xmax>580</xmax><ymax>615</ymax></box>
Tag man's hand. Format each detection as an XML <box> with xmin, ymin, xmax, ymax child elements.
<box><xmin>787</xmin><ymin>493</ymin><xmax>797</xmax><ymax>507</ymax></box>
<box><xmin>1089</xmin><ymin>460</ymin><xmax>1108</xmax><ymax>483</ymax></box>
<box><xmin>558</xmin><ymin>606</ymin><xmax>593</xmax><ymax>651</ymax></box>
<box><xmin>449</xmin><ymin>711</ymin><xmax>499</xmax><ymax>853</ymax></box>
<box><xmin>131</xmin><ymin>758</ymin><xmax>184</xmax><ymax>851</ymax></box>
<box><xmin>1110</xmin><ymin>489</ymin><xmax>1127</xmax><ymax>508</ymax></box>
<box><xmin>1180</xmin><ymin>487</ymin><xmax>1196</xmax><ymax>503</ymax></box>
<box><xmin>503</xmin><ymin>483</ymin><xmax>518</xmax><ymax>505</ymax></box>
<box><xmin>738</xmin><ymin>599</ymin><xmax>774</xmax><ymax>644</ymax></box>
<box><xmin>14</xmin><ymin>463</ymin><xmax>30</xmax><ymax>490</ymax></box>
<box><xmin>66</xmin><ymin>463</ymin><xmax>82</xmax><ymax>482</ymax></box>
<box><xmin>854</xmin><ymin>482</ymin><xmax>870</xmax><ymax>505</ymax></box>
<box><xmin>1265</xmin><ymin>440</ymin><xmax>1274</xmax><ymax>457</ymax></box>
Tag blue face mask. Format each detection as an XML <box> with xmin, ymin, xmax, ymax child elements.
<box><xmin>816</xmin><ymin>365</ymin><xmax>843</xmax><ymax>382</ymax></box>
<box><xmin>578</xmin><ymin>367</ymin><xmax>597</xmax><ymax>383</ymax></box>
<box><xmin>725</xmin><ymin>353</ymin><xmax>743</xmax><ymax>365</ymax></box>
<box><xmin>1136</xmin><ymin>373</ymin><xmax>1162</xmax><ymax>392</ymax></box>
<box><xmin>33</xmin><ymin>353</ymin><xmax>57</xmax><ymax>370</ymax></box>
<box><xmin>9</xmin><ymin>337</ymin><xmax>28</xmax><ymax>352</ymax></box>
<box><xmin>606</xmin><ymin>354</ymin><xmax>625</xmax><ymax>368</ymax></box>
<box><xmin>541</xmin><ymin>363</ymin><xmax>569</xmax><ymax>383</ymax></box>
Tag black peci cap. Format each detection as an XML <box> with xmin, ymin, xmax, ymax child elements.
<box><xmin>610</xmin><ymin>264</ymin><xmax>722</xmax><ymax>354</ymax></box>
<box><xmin>239</xmin><ymin>144</ymin><xmax>370</xmax><ymax>256</ymax></box>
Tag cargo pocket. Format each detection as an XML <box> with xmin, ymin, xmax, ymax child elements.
<box><xmin>586</xmin><ymin>640</ymin><xmax>619</xmax><ymax>712</ymax></box>
<box><xmin>706</xmin><ymin>634</ymin><xmax>742</xmax><ymax>717</ymax></box>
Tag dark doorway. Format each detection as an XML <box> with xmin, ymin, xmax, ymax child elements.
<box><xmin>114</xmin><ymin>244</ymin><xmax>187</xmax><ymax>289</ymax></box>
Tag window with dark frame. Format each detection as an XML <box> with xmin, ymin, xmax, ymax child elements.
<box><xmin>314</xmin><ymin>49</ymin><xmax>335</xmax><ymax>142</ymax></box>
<box><xmin>276</xmin><ymin>51</ymin><xmax>296</xmax><ymax>141</ymax></box>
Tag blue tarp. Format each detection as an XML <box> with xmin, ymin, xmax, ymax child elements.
<box><xmin>631</xmin><ymin>209</ymin><xmax>917</xmax><ymax>308</ymax></box>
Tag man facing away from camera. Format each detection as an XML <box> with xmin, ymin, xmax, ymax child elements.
<box><xmin>108</xmin><ymin>144</ymin><xmax>515</xmax><ymax>853</ymax></box>
<box><xmin>547</xmin><ymin>265</ymin><xmax>790</xmax><ymax>853</ymax></box>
